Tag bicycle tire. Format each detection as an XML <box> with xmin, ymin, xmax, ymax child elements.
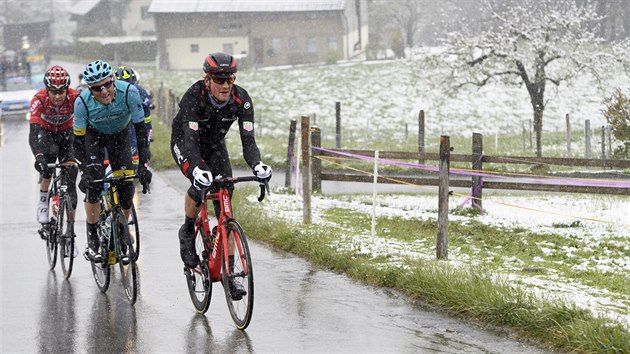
<box><xmin>129</xmin><ymin>204</ymin><xmax>140</xmax><ymax>262</ymax></box>
<box><xmin>45</xmin><ymin>190</ymin><xmax>57</xmax><ymax>269</ymax></box>
<box><xmin>185</xmin><ymin>225</ymin><xmax>212</xmax><ymax>313</ymax></box>
<box><xmin>221</xmin><ymin>220</ymin><xmax>254</xmax><ymax>330</ymax></box>
<box><xmin>58</xmin><ymin>194</ymin><xmax>74</xmax><ymax>279</ymax></box>
<box><xmin>116</xmin><ymin>212</ymin><xmax>138</xmax><ymax>305</ymax></box>
<box><xmin>91</xmin><ymin>216</ymin><xmax>111</xmax><ymax>292</ymax></box>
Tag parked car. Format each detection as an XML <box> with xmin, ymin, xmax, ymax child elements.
<box><xmin>0</xmin><ymin>76</ymin><xmax>40</xmax><ymax>120</ymax></box>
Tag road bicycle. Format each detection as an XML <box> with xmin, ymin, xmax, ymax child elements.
<box><xmin>103</xmin><ymin>163</ymin><xmax>142</xmax><ymax>262</ymax></box>
<box><xmin>184</xmin><ymin>175</ymin><xmax>269</xmax><ymax>330</ymax></box>
<box><xmin>38</xmin><ymin>161</ymin><xmax>78</xmax><ymax>279</ymax></box>
<box><xmin>88</xmin><ymin>174</ymin><xmax>140</xmax><ymax>305</ymax></box>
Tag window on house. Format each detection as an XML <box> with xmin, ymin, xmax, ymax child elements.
<box><xmin>271</xmin><ymin>37</ymin><xmax>281</xmax><ymax>52</ymax></box>
<box><xmin>306</xmin><ymin>37</ymin><xmax>317</xmax><ymax>53</ymax></box>
<box><xmin>288</xmin><ymin>37</ymin><xmax>299</xmax><ymax>52</ymax></box>
<box><xmin>190</xmin><ymin>44</ymin><xmax>199</xmax><ymax>53</ymax></box>
<box><xmin>328</xmin><ymin>36</ymin><xmax>339</xmax><ymax>51</ymax></box>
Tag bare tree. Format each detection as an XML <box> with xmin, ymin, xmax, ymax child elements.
<box><xmin>442</xmin><ymin>0</ymin><xmax>625</xmax><ymax>157</ymax></box>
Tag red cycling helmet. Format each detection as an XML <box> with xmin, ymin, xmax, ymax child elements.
<box><xmin>203</xmin><ymin>52</ymin><xmax>237</xmax><ymax>78</ymax></box>
<box><xmin>43</xmin><ymin>65</ymin><xmax>71</xmax><ymax>90</ymax></box>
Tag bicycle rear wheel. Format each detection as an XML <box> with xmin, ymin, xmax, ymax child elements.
<box><xmin>185</xmin><ymin>224</ymin><xmax>212</xmax><ymax>313</ymax></box>
<box><xmin>129</xmin><ymin>204</ymin><xmax>140</xmax><ymax>262</ymax></box>
<box><xmin>58</xmin><ymin>194</ymin><xmax>74</xmax><ymax>279</ymax></box>
<box><xmin>221</xmin><ymin>220</ymin><xmax>254</xmax><ymax>330</ymax></box>
<box><xmin>117</xmin><ymin>213</ymin><xmax>137</xmax><ymax>305</ymax></box>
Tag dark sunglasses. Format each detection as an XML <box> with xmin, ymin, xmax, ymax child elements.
<box><xmin>210</xmin><ymin>75</ymin><xmax>235</xmax><ymax>85</ymax></box>
<box><xmin>48</xmin><ymin>88</ymin><xmax>67</xmax><ymax>95</ymax></box>
<box><xmin>89</xmin><ymin>78</ymin><xmax>114</xmax><ymax>92</ymax></box>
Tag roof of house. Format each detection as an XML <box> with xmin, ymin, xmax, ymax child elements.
<box><xmin>147</xmin><ymin>0</ymin><xmax>346</xmax><ymax>13</ymax></box>
<box><xmin>68</xmin><ymin>0</ymin><xmax>101</xmax><ymax>16</ymax></box>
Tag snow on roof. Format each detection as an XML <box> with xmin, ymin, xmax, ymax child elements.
<box><xmin>68</xmin><ymin>0</ymin><xmax>101</xmax><ymax>16</ymax></box>
<box><xmin>148</xmin><ymin>0</ymin><xmax>346</xmax><ymax>13</ymax></box>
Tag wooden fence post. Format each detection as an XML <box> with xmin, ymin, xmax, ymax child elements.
<box><xmin>601</xmin><ymin>125</ymin><xmax>606</xmax><ymax>160</ymax></box>
<box><xmin>472</xmin><ymin>133</ymin><xmax>483</xmax><ymax>210</ymax></box>
<box><xmin>301</xmin><ymin>116</ymin><xmax>311</xmax><ymax>224</ymax></box>
<box><xmin>418</xmin><ymin>110</ymin><xmax>425</xmax><ymax>164</ymax></box>
<box><xmin>311</xmin><ymin>126</ymin><xmax>322</xmax><ymax>193</ymax></box>
<box><xmin>335</xmin><ymin>101</ymin><xmax>341</xmax><ymax>149</ymax></box>
<box><xmin>157</xmin><ymin>82</ymin><xmax>164</xmax><ymax>123</ymax></box>
<box><xmin>566</xmin><ymin>113</ymin><xmax>572</xmax><ymax>156</ymax></box>
<box><xmin>285</xmin><ymin>119</ymin><xmax>297</xmax><ymax>188</ymax></box>
<box><xmin>585</xmin><ymin>120</ymin><xmax>591</xmax><ymax>159</ymax></box>
<box><xmin>437</xmin><ymin>135</ymin><xmax>450</xmax><ymax>260</ymax></box>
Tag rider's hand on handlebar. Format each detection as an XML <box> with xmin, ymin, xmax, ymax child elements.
<box><xmin>78</xmin><ymin>174</ymin><xmax>90</xmax><ymax>194</ymax></box>
<box><xmin>137</xmin><ymin>164</ymin><xmax>152</xmax><ymax>194</ymax></box>
<box><xmin>192</xmin><ymin>166</ymin><xmax>213</xmax><ymax>190</ymax></box>
<box><xmin>253</xmin><ymin>161</ymin><xmax>272</xmax><ymax>180</ymax></box>
<box><xmin>34</xmin><ymin>154</ymin><xmax>47</xmax><ymax>174</ymax></box>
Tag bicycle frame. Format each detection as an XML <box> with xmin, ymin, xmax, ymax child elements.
<box><xmin>196</xmin><ymin>176</ymin><xmax>265</xmax><ymax>281</ymax></box>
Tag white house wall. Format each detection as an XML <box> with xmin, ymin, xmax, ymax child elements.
<box><xmin>165</xmin><ymin>36</ymin><xmax>249</xmax><ymax>71</ymax></box>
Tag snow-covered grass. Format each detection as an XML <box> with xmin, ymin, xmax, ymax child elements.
<box><xmin>252</xmin><ymin>187</ymin><xmax>630</xmax><ymax>329</ymax></box>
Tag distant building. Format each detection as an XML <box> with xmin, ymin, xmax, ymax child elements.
<box><xmin>69</xmin><ymin>0</ymin><xmax>156</xmax><ymax>62</ymax></box>
<box><xmin>147</xmin><ymin>0</ymin><xmax>369</xmax><ymax>70</ymax></box>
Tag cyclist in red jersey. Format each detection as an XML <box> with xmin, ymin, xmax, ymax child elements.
<box><xmin>29</xmin><ymin>65</ymin><xmax>80</xmax><ymax>253</ymax></box>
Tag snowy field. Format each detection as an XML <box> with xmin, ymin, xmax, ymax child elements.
<box><xmin>254</xmin><ymin>188</ymin><xmax>630</xmax><ymax>329</ymax></box>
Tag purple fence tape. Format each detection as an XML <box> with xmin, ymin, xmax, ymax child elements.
<box><xmin>313</xmin><ymin>146</ymin><xmax>630</xmax><ymax>189</ymax></box>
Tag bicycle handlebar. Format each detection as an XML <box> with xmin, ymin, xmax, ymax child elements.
<box><xmin>205</xmin><ymin>176</ymin><xmax>270</xmax><ymax>202</ymax></box>
<box><xmin>46</xmin><ymin>161</ymin><xmax>79</xmax><ymax>169</ymax></box>
<box><xmin>91</xmin><ymin>174</ymin><xmax>138</xmax><ymax>185</ymax></box>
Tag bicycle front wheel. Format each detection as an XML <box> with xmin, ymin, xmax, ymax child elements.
<box><xmin>45</xmin><ymin>224</ymin><xmax>57</xmax><ymax>270</ymax></box>
<box><xmin>129</xmin><ymin>204</ymin><xmax>140</xmax><ymax>262</ymax></box>
<box><xmin>185</xmin><ymin>225</ymin><xmax>212</xmax><ymax>313</ymax></box>
<box><xmin>116</xmin><ymin>212</ymin><xmax>138</xmax><ymax>305</ymax></box>
<box><xmin>221</xmin><ymin>220</ymin><xmax>254</xmax><ymax>330</ymax></box>
<box><xmin>45</xmin><ymin>191</ymin><xmax>57</xmax><ymax>269</ymax></box>
<box><xmin>91</xmin><ymin>219</ymin><xmax>110</xmax><ymax>292</ymax></box>
<box><xmin>58</xmin><ymin>194</ymin><xmax>74</xmax><ymax>279</ymax></box>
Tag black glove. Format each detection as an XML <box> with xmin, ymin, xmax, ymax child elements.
<box><xmin>34</xmin><ymin>154</ymin><xmax>47</xmax><ymax>174</ymax></box>
<box><xmin>78</xmin><ymin>174</ymin><xmax>90</xmax><ymax>194</ymax></box>
<box><xmin>137</xmin><ymin>165</ymin><xmax>152</xmax><ymax>194</ymax></box>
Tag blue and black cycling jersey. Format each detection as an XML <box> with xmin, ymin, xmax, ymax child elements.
<box><xmin>73</xmin><ymin>80</ymin><xmax>145</xmax><ymax>136</ymax></box>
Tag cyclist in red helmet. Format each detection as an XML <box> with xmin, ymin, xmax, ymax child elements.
<box><xmin>29</xmin><ymin>65</ymin><xmax>81</xmax><ymax>256</ymax></box>
<box><xmin>170</xmin><ymin>52</ymin><xmax>272</xmax><ymax>293</ymax></box>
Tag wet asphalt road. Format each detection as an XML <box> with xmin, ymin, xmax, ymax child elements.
<box><xmin>0</xmin><ymin>114</ymin><xmax>550</xmax><ymax>352</ymax></box>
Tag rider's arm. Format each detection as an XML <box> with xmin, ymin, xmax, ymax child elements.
<box><xmin>175</xmin><ymin>87</ymin><xmax>209</xmax><ymax>178</ymax></box>
<box><xmin>72</xmin><ymin>95</ymin><xmax>89</xmax><ymax>166</ymax></box>
<box><xmin>126</xmin><ymin>85</ymin><xmax>150</xmax><ymax>166</ymax></box>
<box><xmin>236</xmin><ymin>89</ymin><xmax>262</xmax><ymax>168</ymax></box>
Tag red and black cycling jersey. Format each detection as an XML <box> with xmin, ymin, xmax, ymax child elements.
<box><xmin>29</xmin><ymin>88</ymin><xmax>80</xmax><ymax>132</ymax></box>
<box><xmin>170</xmin><ymin>80</ymin><xmax>261</xmax><ymax>178</ymax></box>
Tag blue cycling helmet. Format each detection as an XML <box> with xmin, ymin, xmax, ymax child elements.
<box><xmin>83</xmin><ymin>60</ymin><xmax>113</xmax><ymax>85</ymax></box>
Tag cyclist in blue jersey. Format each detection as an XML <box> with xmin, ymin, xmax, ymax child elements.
<box><xmin>73</xmin><ymin>60</ymin><xmax>152</xmax><ymax>263</ymax></box>
<box><xmin>115</xmin><ymin>65</ymin><xmax>153</xmax><ymax>167</ymax></box>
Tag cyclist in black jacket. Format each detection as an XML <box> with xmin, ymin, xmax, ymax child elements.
<box><xmin>171</xmin><ymin>52</ymin><xmax>272</xmax><ymax>271</ymax></box>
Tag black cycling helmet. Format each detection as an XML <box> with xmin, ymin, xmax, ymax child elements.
<box><xmin>115</xmin><ymin>65</ymin><xmax>137</xmax><ymax>85</ymax></box>
<box><xmin>203</xmin><ymin>52</ymin><xmax>237</xmax><ymax>77</ymax></box>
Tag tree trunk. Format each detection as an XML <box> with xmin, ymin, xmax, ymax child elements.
<box><xmin>534</xmin><ymin>108</ymin><xmax>543</xmax><ymax>157</ymax></box>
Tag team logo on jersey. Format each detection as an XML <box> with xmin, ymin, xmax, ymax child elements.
<box><xmin>243</xmin><ymin>121</ymin><xmax>254</xmax><ymax>132</ymax></box>
<box><xmin>244</xmin><ymin>102</ymin><xmax>251</xmax><ymax>110</ymax></box>
<box><xmin>189</xmin><ymin>122</ymin><xmax>199</xmax><ymax>131</ymax></box>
